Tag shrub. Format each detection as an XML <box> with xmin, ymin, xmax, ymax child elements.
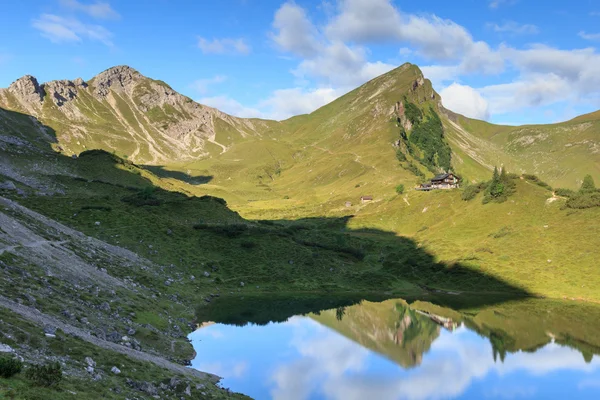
<box><xmin>395</xmin><ymin>149</ymin><xmax>407</xmax><ymax>162</ymax></box>
<box><xmin>483</xmin><ymin>167</ymin><xmax>516</xmax><ymax>204</ymax></box>
<box><xmin>522</xmin><ymin>174</ymin><xmax>553</xmax><ymax>191</ymax></box>
<box><xmin>193</xmin><ymin>223</ymin><xmax>248</xmax><ymax>238</ymax></box>
<box><xmin>580</xmin><ymin>175</ymin><xmax>596</xmax><ymax>194</ymax></box>
<box><xmin>555</xmin><ymin>188</ymin><xmax>575</xmax><ymax>198</ymax></box>
<box><xmin>408</xmin><ymin>109</ymin><xmax>451</xmax><ymax>171</ymax></box>
<box><xmin>122</xmin><ymin>187</ymin><xmax>162</xmax><ymax>207</ymax></box>
<box><xmin>461</xmin><ymin>184</ymin><xmax>481</xmax><ymax>201</ymax></box>
<box><xmin>240</xmin><ymin>240</ymin><xmax>256</xmax><ymax>249</ymax></box>
<box><xmin>25</xmin><ymin>362</ymin><xmax>62</xmax><ymax>387</ymax></box>
<box><xmin>395</xmin><ymin>184</ymin><xmax>405</xmax><ymax>194</ymax></box>
<box><xmin>403</xmin><ymin>162</ymin><xmax>425</xmax><ymax>178</ymax></box>
<box><xmin>404</xmin><ymin>101</ymin><xmax>423</xmax><ymax>126</ymax></box>
<box><xmin>566</xmin><ymin>192</ymin><xmax>600</xmax><ymax>209</ymax></box>
<box><xmin>0</xmin><ymin>357</ymin><xmax>23</xmax><ymax>378</ymax></box>
<box><xmin>80</xmin><ymin>205</ymin><xmax>112</xmax><ymax>212</ymax></box>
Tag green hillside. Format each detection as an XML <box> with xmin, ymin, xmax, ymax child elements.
<box><xmin>2</xmin><ymin>63</ymin><xmax>600</xmax><ymax>302</ymax></box>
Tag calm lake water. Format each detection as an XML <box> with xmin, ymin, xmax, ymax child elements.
<box><xmin>190</xmin><ymin>296</ymin><xmax>600</xmax><ymax>400</ymax></box>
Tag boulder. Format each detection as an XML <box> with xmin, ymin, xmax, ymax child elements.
<box><xmin>0</xmin><ymin>181</ymin><xmax>17</xmax><ymax>190</ymax></box>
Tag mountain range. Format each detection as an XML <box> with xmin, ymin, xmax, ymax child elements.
<box><xmin>1</xmin><ymin>63</ymin><xmax>600</xmax><ymax>398</ymax></box>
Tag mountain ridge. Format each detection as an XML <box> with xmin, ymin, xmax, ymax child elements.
<box><xmin>1</xmin><ymin>63</ymin><xmax>599</xmax><ymax>189</ymax></box>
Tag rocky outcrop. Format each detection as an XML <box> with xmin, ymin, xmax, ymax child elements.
<box><xmin>6</xmin><ymin>75</ymin><xmax>46</xmax><ymax>112</ymax></box>
<box><xmin>394</xmin><ymin>100</ymin><xmax>413</xmax><ymax>131</ymax></box>
<box><xmin>92</xmin><ymin>65</ymin><xmax>142</xmax><ymax>98</ymax></box>
<box><xmin>0</xmin><ymin>65</ymin><xmax>274</xmax><ymax>163</ymax></box>
<box><xmin>43</xmin><ymin>79</ymin><xmax>87</xmax><ymax>107</ymax></box>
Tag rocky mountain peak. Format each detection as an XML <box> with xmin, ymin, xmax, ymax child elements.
<box><xmin>8</xmin><ymin>75</ymin><xmax>45</xmax><ymax>104</ymax></box>
<box><xmin>44</xmin><ymin>78</ymin><xmax>88</xmax><ymax>107</ymax></box>
<box><xmin>92</xmin><ymin>65</ymin><xmax>142</xmax><ymax>98</ymax></box>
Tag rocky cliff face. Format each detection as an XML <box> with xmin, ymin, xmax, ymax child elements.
<box><xmin>0</xmin><ymin>66</ymin><xmax>275</xmax><ymax>163</ymax></box>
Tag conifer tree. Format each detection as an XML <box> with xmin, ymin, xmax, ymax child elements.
<box><xmin>580</xmin><ymin>175</ymin><xmax>596</xmax><ymax>194</ymax></box>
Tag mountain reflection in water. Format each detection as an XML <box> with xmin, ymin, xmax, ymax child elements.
<box><xmin>190</xmin><ymin>297</ymin><xmax>600</xmax><ymax>400</ymax></box>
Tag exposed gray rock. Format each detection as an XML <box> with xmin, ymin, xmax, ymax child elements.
<box><xmin>139</xmin><ymin>381</ymin><xmax>158</xmax><ymax>396</ymax></box>
<box><xmin>0</xmin><ymin>181</ymin><xmax>16</xmax><ymax>190</ymax></box>
<box><xmin>85</xmin><ymin>357</ymin><xmax>96</xmax><ymax>367</ymax></box>
<box><xmin>8</xmin><ymin>75</ymin><xmax>45</xmax><ymax>104</ymax></box>
<box><xmin>43</xmin><ymin>79</ymin><xmax>87</xmax><ymax>107</ymax></box>
<box><xmin>0</xmin><ymin>343</ymin><xmax>14</xmax><ymax>353</ymax></box>
<box><xmin>107</xmin><ymin>331</ymin><xmax>120</xmax><ymax>342</ymax></box>
<box><xmin>111</xmin><ymin>366</ymin><xmax>121</xmax><ymax>374</ymax></box>
<box><xmin>86</xmin><ymin>366</ymin><xmax>95</xmax><ymax>374</ymax></box>
<box><xmin>203</xmin><ymin>271</ymin><xmax>210</xmax><ymax>277</ymax></box>
<box><xmin>44</xmin><ymin>325</ymin><xmax>57</xmax><ymax>336</ymax></box>
<box><xmin>99</xmin><ymin>302</ymin><xmax>111</xmax><ymax>312</ymax></box>
<box><xmin>93</xmin><ymin>66</ymin><xmax>141</xmax><ymax>98</ymax></box>
<box><xmin>240</xmin><ymin>281</ymin><xmax>245</xmax><ymax>287</ymax></box>
<box><xmin>185</xmin><ymin>384</ymin><xmax>192</xmax><ymax>396</ymax></box>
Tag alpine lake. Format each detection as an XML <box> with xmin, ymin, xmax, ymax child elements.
<box><xmin>189</xmin><ymin>294</ymin><xmax>600</xmax><ymax>400</ymax></box>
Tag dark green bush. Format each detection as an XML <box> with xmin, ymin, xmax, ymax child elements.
<box><xmin>555</xmin><ymin>188</ymin><xmax>575</xmax><ymax>198</ymax></box>
<box><xmin>461</xmin><ymin>184</ymin><xmax>481</xmax><ymax>201</ymax></box>
<box><xmin>80</xmin><ymin>205</ymin><xmax>112</xmax><ymax>212</ymax></box>
<box><xmin>395</xmin><ymin>184</ymin><xmax>405</xmax><ymax>194</ymax></box>
<box><xmin>395</xmin><ymin>149</ymin><xmax>407</xmax><ymax>162</ymax></box>
<box><xmin>580</xmin><ymin>175</ymin><xmax>596</xmax><ymax>194</ymax></box>
<box><xmin>240</xmin><ymin>240</ymin><xmax>256</xmax><ymax>249</ymax></box>
<box><xmin>404</xmin><ymin>101</ymin><xmax>423</xmax><ymax>126</ymax></box>
<box><xmin>566</xmin><ymin>192</ymin><xmax>600</xmax><ymax>209</ymax></box>
<box><xmin>483</xmin><ymin>167</ymin><xmax>516</xmax><ymax>204</ymax></box>
<box><xmin>122</xmin><ymin>187</ymin><xmax>162</xmax><ymax>207</ymax></box>
<box><xmin>522</xmin><ymin>174</ymin><xmax>553</xmax><ymax>191</ymax></box>
<box><xmin>193</xmin><ymin>223</ymin><xmax>248</xmax><ymax>238</ymax></box>
<box><xmin>25</xmin><ymin>362</ymin><xmax>62</xmax><ymax>387</ymax></box>
<box><xmin>408</xmin><ymin>109</ymin><xmax>451</xmax><ymax>171</ymax></box>
<box><xmin>403</xmin><ymin>162</ymin><xmax>425</xmax><ymax>178</ymax></box>
<box><xmin>0</xmin><ymin>357</ymin><xmax>23</xmax><ymax>378</ymax></box>
<box><xmin>563</xmin><ymin>175</ymin><xmax>600</xmax><ymax>209</ymax></box>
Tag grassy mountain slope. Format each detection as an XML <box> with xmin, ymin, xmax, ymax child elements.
<box><xmin>444</xmin><ymin>110</ymin><xmax>600</xmax><ymax>187</ymax></box>
<box><xmin>0</xmin><ymin>66</ymin><xmax>282</xmax><ymax>164</ymax></box>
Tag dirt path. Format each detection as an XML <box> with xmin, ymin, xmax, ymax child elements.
<box><xmin>0</xmin><ymin>295</ymin><xmax>218</xmax><ymax>382</ymax></box>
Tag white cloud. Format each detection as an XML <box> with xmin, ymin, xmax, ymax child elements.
<box><xmin>259</xmin><ymin>87</ymin><xmax>344</xmax><ymax>120</ymax></box>
<box><xmin>197</xmin><ymin>37</ymin><xmax>251</xmax><ymax>55</ymax></box>
<box><xmin>579</xmin><ymin>31</ymin><xmax>600</xmax><ymax>41</ymax></box>
<box><xmin>198</xmin><ymin>95</ymin><xmax>264</xmax><ymax>119</ymax></box>
<box><xmin>191</xmin><ymin>75</ymin><xmax>227</xmax><ymax>94</ymax></box>
<box><xmin>32</xmin><ymin>14</ymin><xmax>113</xmax><ymax>46</ymax></box>
<box><xmin>325</xmin><ymin>0</ymin><xmax>475</xmax><ymax>61</ymax></box>
<box><xmin>489</xmin><ymin>0</ymin><xmax>518</xmax><ymax>9</ymax></box>
<box><xmin>271</xmin><ymin>2</ymin><xmax>321</xmax><ymax>58</ymax></box>
<box><xmin>480</xmin><ymin>73</ymin><xmax>572</xmax><ymax>115</ymax></box>
<box><xmin>440</xmin><ymin>83</ymin><xmax>490</xmax><ymax>120</ymax></box>
<box><xmin>199</xmin><ymin>87</ymin><xmax>343</xmax><ymax>121</ymax></box>
<box><xmin>326</xmin><ymin>0</ymin><xmax>402</xmax><ymax>43</ymax></box>
<box><xmin>488</xmin><ymin>21</ymin><xmax>539</xmax><ymax>35</ymax></box>
<box><xmin>293</xmin><ymin>41</ymin><xmax>395</xmax><ymax>87</ymax></box>
<box><xmin>59</xmin><ymin>0</ymin><xmax>120</xmax><ymax>20</ymax></box>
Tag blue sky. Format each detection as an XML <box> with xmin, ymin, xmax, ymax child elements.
<box><xmin>1</xmin><ymin>0</ymin><xmax>600</xmax><ymax>124</ymax></box>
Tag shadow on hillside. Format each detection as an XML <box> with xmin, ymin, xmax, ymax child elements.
<box><xmin>1</xmin><ymin>107</ymin><xmax>530</xmax><ymax>315</ymax></box>
<box><xmin>141</xmin><ymin>165</ymin><xmax>213</xmax><ymax>185</ymax></box>
<box><xmin>0</xmin><ymin>107</ymin><xmax>58</xmax><ymax>152</ymax></box>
